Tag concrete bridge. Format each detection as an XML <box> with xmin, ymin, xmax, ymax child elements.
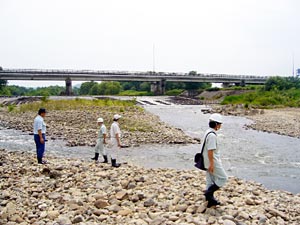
<box><xmin>0</xmin><ymin>68</ymin><xmax>269</xmax><ymax>95</ymax></box>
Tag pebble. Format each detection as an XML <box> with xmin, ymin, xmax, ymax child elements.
<box><xmin>115</xmin><ymin>190</ymin><xmax>128</xmax><ymax>200</ymax></box>
<box><xmin>144</xmin><ymin>198</ymin><xmax>156</xmax><ymax>207</ymax></box>
<box><xmin>94</xmin><ymin>199</ymin><xmax>109</xmax><ymax>209</ymax></box>
<box><xmin>223</xmin><ymin>220</ymin><xmax>236</xmax><ymax>225</ymax></box>
<box><xmin>0</xmin><ymin>149</ymin><xmax>299</xmax><ymax>225</ymax></box>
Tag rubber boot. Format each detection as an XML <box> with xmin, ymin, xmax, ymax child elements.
<box><xmin>101</xmin><ymin>155</ymin><xmax>108</xmax><ymax>163</ymax></box>
<box><xmin>111</xmin><ymin>159</ymin><xmax>120</xmax><ymax>168</ymax></box>
<box><xmin>37</xmin><ymin>157</ymin><xmax>43</xmax><ymax>164</ymax></box>
<box><xmin>205</xmin><ymin>184</ymin><xmax>221</xmax><ymax>208</ymax></box>
<box><xmin>91</xmin><ymin>153</ymin><xmax>99</xmax><ymax>161</ymax></box>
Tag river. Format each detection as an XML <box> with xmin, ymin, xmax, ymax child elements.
<box><xmin>1</xmin><ymin>104</ymin><xmax>300</xmax><ymax>194</ymax></box>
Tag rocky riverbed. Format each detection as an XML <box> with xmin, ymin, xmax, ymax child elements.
<box><xmin>212</xmin><ymin>105</ymin><xmax>300</xmax><ymax>138</ymax></box>
<box><xmin>1</xmin><ymin>149</ymin><xmax>299</xmax><ymax>225</ymax></box>
<box><xmin>246</xmin><ymin>108</ymin><xmax>300</xmax><ymax>138</ymax></box>
<box><xmin>0</xmin><ymin>102</ymin><xmax>197</xmax><ymax>147</ymax></box>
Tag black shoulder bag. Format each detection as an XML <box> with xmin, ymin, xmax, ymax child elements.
<box><xmin>194</xmin><ymin>131</ymin><xmax>216</xmax><ymax>171</ymax></box>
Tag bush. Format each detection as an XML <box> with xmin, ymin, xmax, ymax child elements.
<box><xmin>165</xmin><ymin>89</ymin><xmax>184</xmax><ymax>96</ymax></box>
<box><xmin>206</xmin><ymin>87</ymin><xmax>220</xmax><ymax>92</ymax></box>
<box><xmin>8</xmin><ymin>105</ymin><xmax>16</xmax><ymax>112</ymax></box>
<box><xmin>41</xmin><ymin>95</ymin><xmax>49</xmax><ymax>102</ymax></box>
<box><xmin>119</xmin><ymin>90</ymin><xmax>152</xmax><ymax>96</ymax></box>
<box><xmin>221</xmin><ymin>95</ymin><xmax>244</xmax><ymax>105</ymax></box>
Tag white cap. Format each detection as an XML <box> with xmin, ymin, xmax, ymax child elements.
<box><xmin>209</xmin><ymin>113</ymin><xmax>223</xmax><ymax>124</ymax></box>
<box><xmin>97</xmin><ymin>118</ymin><xmax>104</xmax><ymax>123</ymax></box>
<box><xmin>114</xmin><ymin>114</ymin><xmax>122</xmax><ymax>120</ymax></box>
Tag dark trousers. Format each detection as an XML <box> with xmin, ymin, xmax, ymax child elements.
<box><xmin>34</xmin><ymin>134</ymin><xmax>45</xmax><ymax>160</ymax></box>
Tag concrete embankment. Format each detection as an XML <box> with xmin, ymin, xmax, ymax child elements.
<box><xmin>0</xmin><ymin>149</ymin><xmax>299</xmax><ymax>225</ymax></box>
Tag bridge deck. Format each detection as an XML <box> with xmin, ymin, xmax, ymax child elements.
<box><xmin>0</xmin><ymin>68</ymin><xmax>268</xmax><ymax>84</ymax></box>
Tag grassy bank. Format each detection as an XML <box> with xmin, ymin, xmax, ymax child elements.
<box><xmin>221</xmin><ymin>88</ymin><xmax>300</xmax><ymax>108</ymax></box>
<box><xmin>17</xmin><ymin>98</ymin><xmax>137</xmax><ymax>113</ymax></box>
<box><xmin>221</xmin><ymin>76</ymin><xmax>300</xmax><ymax>108</ymax></box>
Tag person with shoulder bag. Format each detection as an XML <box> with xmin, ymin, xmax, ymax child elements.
<box><xmin>202</xmin><ymin>113</ymin><xmax>228</xmax><ymax>208</ymax></box>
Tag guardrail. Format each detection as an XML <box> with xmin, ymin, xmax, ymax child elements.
<box><xmin>0</xmin><ymin>68</ymin><xmax>269</xmax><ymax>83</ymax></box>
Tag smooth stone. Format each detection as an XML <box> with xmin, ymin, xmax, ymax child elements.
<box><xmin>118</xmin><ymin>209</ymin><xmax>133</xmax><ymax>216</ymax></box>
<box><xmin>223</xmin><ymin>219</ymin><xmax>236</xmax><ymax>225</ymax></box>
<box><xmin>94</xmin><ymin>199</ymin><xmax>109</xmax><ymax>209</ymax></box>
<box><xmin>72</xmin><ymin>215</ymin><xmax>84</xmax><ymax>223</ymax></box>
<box><xmin>267</xmin><ymin>207</ymin><xmax>287</xmax><ymax>220</ymax></box>
<box><xmin>144</xmin><ymin>198</ymin><xmax>156</xmax><ymax>207</ymax></box>
<box><xmin>57</xmin><ymin>216</ymin><xmax>72</xmax><ymax>225</ymax></box>
<box><xmin>47</xmin><ymin>210</ymin><xmax>59</xmax><ymax>220</ymax></box>
<box><xmin>107</xmin><ymin>204</ymin><xmax>122</xmax><ymax>213</ymax></box>
<box><xmin>116</xmin><ymin>190</ymin><xmax>128</xmax><ymax>200</ymax></box>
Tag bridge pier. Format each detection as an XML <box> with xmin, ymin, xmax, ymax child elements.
<box><xmin>65</xmin><ymin>78</ymin><xmax>72</xmax><ymax>96</ymax></box>
<box><xmin>150</xmin><ymin>79</ymin><xmax>166</xmax><ymax>95</ymax></box>
<box><xmin>222</xmin><ymin>83</ymin><xmax>230</xmax><ymax>88</ymax></box>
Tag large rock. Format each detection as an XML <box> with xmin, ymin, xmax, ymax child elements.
<box><xmin>94</xmin><ymin>199</ymin><xmax>109</xmax><ymax>209</ymax></box>
<box><xmin>118</xmin><ymin>208</ymin><xmax>133</xmax><ymax>216</ymax></box>
<box><xmin>144</xmin><ymin>198</ymin><xmax>156</xmax><ymax>207</ymax></box>
<box><xmin>116</xmin><ymin>190</ymin><xmax>128</xmax><ymax>200</ymax></box>
<box><xmin>47</xmin><ymin>210</ymin><xmax>59</xmax><ymax>220</ymax></box>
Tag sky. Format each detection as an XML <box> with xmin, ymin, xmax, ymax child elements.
<box><xmin>0</xmin><ymin>0</ymin><xmax>300</xmax><ymax>87</ymax></box>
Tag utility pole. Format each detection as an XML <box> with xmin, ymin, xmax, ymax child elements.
<box><xmin>153</xmin><ymin>44</ymin><xmax>155</xmax><ymax>72</ymax></box>
<box><xmin>292</xmin><ymin>52</ymin><xmax>295</xmax><ymax>77</ymax></box>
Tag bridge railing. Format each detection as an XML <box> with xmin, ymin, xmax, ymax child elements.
<box><xmin>0</xmin><ymin>68</ymin><xmax>269</xmax><ymax>81</ymax></box>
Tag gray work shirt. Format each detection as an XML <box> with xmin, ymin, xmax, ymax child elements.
<box><xmin>203</xmin><ymin>128</ymin><xmax>222</xmax><ymax>169</ymax></box>
<box><xmin>33</xmin><ymin>115</ymin><xmax>46</xmax><ymax>134</ymax></box>
<box><xmin>110</xmin><ymin>121</ymin><xmax>121</xmax><ymax>145</ymax></box>
<box><xmin>98</xmin><ymin>124</ymin><xmax>107</xmax><ymax>139</ymax></box>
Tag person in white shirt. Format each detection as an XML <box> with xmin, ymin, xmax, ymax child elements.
<box><xmin>109</xmin><ymin>114</ymin><xmax>122</xmax><ymax>167</ymax></box>
<box><xmin>203</xmin><ymin>113</ymin><xmax>228</xmax><ymax>208</ymax></box>
<box><xmin>91</xmin><ymin>117</ymin><xmax>107</xmax><ymax>163</ymax></box>
<box><xmin>33</xmin><ymin>108</ymin><xmax>47</xmax><ymax>164</ymax></box>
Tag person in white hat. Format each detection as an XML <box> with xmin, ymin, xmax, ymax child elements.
<box><xmin>202</xmin><ymin>113</ymin><xmax>228</xmax><ymax>208</ymax></box>
<box><xmin>109</xmin><ymin>114</ymin><xmax>122</xmax><ymax>167</ymax></box>
<box><xmin>91</xmin><ymin>117</ymin><xmax>107</xmax><ymax>163</ymax></box>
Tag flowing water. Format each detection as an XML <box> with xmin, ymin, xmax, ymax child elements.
<box><xmin>1</xmin><ymin>104</ymin><xmax>300</xmax><ymax>193</ymax></box>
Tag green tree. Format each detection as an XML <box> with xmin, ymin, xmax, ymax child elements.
<box><xmin>89</xmin><ymin>83</ymin><xmax>101</xmax><ymax>95</ymax></box>
<box><xmin>119</xmin><ymin>81</ymin><xmax>152</xmax><ymax>92</ymax></box>
<box><xmin>0</xmin><ymin>79</ymin><xmax>7</xmax><ymax>90</ymax></box>
<box><xmin>139</xmin><ymin>82</ymin><xmax>150</xmax><ymax>91</ymax></box>
<box><xmin>166</xmin><ymin>82</ymin><xmax>185</xmax><ymax>91</ymax></box>
<box><xmin>103</xmin><ymin>82</ymin><xmax>121</xmax><ymax>95</ymax></box>
<box><xmin>265</xmin><ymin>76</ymin><xmax>300</xmax><ymax>91</ymax></box>
<box><xmin>80</xmin><ymin>81</ymin><xmax>96</xmax><ymax>95</ymax></box>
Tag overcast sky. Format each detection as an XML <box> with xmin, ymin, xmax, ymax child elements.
<box><xmin>1</xmin><ymin>0</ymin><xmax>300</xmax><ymax>87</ymax></box>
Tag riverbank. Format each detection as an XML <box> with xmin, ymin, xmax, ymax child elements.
<box><xmin>0</xmin><ymin>149</ymin><xmax>299</xmax><ymax>225</ymax></box>
<box><xmin>212</xmin><ymin>105</ymin><xmax>300</xmax><ymax>138</ymax></box>
<box><xmin>246</xmin><ymin>108</ymin><xmax>300</xmax><ymax>138</ymax></box>
<box><xmin>0</xmin><ymin>99</ymin><xmax>197</xmax><ymax>147</ymax></box>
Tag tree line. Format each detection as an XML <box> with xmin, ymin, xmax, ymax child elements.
<box><xmin>1</xmin><ymin>75</ymin><xmax>299</xmax><ymax>98</ymax></box>
<box><xmin>222</xmin><ymin>76</ymin><xmax>300</xmax><ymax>107</ymax></box>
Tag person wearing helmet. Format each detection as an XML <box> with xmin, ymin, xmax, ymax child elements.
<box><xmin>109</xmin><ymin>114</ymin><xmax>122</xmax><ymax>168</ymax></box>
<box><xmin>202</xmin><ymin>113</ymin><xmax>228</xmax><ymax>208</ymax></box>
<box><xmin>91</xmin><ymin>117</ymin><xmax>107</xmax><ymax>163</ymax></box>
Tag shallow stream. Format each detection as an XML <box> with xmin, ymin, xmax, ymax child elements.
<box><xmin>1</xmin><ymin>105</ymin><xmax>299</xmax><ymax>193</ymax></box>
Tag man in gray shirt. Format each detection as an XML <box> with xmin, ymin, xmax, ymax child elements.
<box><xmin>33</xmin><ymin>108</ymin><xmax>47</xmax><ymax>164</ymax></box>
